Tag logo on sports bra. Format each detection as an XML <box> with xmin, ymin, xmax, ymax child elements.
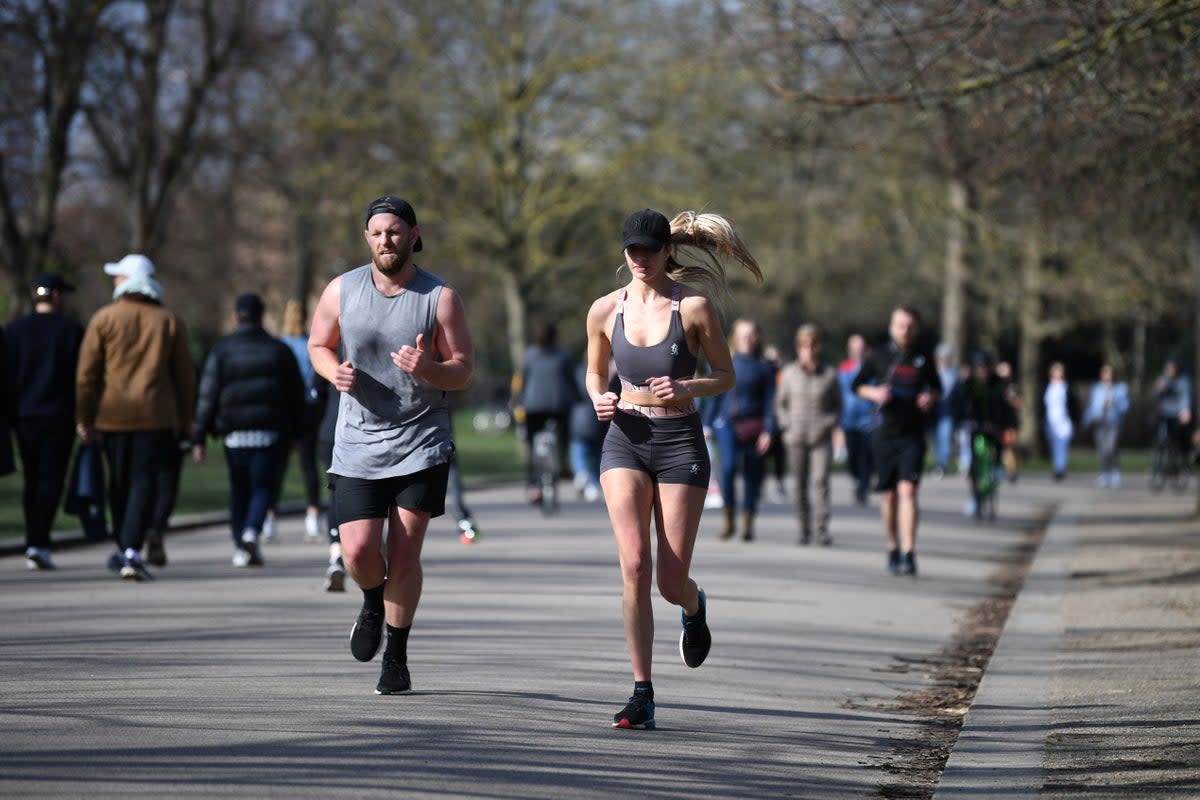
<box><xmin>670</xmin><ymin>343</ymin><xmax>679</xmax><ymax>356</ymax></box>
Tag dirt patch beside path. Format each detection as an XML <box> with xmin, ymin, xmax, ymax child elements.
<box><xmin>866</xmin><ymin>513</ymin><xmax>1049</xmax><ymax>799</ymax></box>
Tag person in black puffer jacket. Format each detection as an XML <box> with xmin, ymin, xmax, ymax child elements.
<box><xmin>191</xmin><ymin>293</ymin><xmax>305</xmax><ymax>568</ymax></box>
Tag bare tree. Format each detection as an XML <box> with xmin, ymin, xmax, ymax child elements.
<box><xmin>0</xmin><ymin>0</ymin><xmax>117</xmax><ymax>313</ymax></box>
<box><xmin>80</xmin><ymin>0</ymin><xmax>255</xmax><ymax>257</ymax></box>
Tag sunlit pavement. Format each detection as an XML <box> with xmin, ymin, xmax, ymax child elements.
<box><xmin>1</xmin><ymin>471</ymin><xmax>1195</xmax><ymax>799</ymax></box>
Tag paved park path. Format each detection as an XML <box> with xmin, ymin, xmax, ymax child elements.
<box><xmin>1</xmin><ymin>472</ymin><xmax>1195</xmax><ymax>798</ymax></box>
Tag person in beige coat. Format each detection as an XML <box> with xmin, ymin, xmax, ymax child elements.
<box><xmin>76</xmin><ymin>256</ymin><xmax>196</xmax><ymax>581</ymax></box>
<box><xmin>775</xmin><ymin>324</ymin><xmax>842</xmax><ymax>545</ymax></box>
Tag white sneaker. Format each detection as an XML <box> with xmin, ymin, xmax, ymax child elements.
<box><xmin>583</xmin><ymin>484</ymin><xmax>601</xmax><ymax>503</ymax></box>
<box><xmin>232</xmin><ymin>549</ymin><xmax>252</xmax><ymax>568</ymax></box>
<box><xmin>703</xmin><ymin>491</ymin><xmax>724</xmax><ymax>510</ymax></box>
<box><xmin>262</xmin><ymin>514</ymin><xmax>277</xmax><ymax>542</ymax></box>
<box><xmin>25</xmin><ymin>547</ymin><xmax>56</xmax><ymax>571</ymax></box>
<box><xmin>324</xmin><ymin>560</ymin><xmax>346</xmax><ymax>592</ymax></box>
<box><xmin>304</xmin><ymin>511</ymin><xmax>322</xmax><ymax>540</ymax></box>
<box><xmin>1109</xmin><ymin>470</ymin><xmax>1121</xmax><ymax>488</ymax></box>
<box><xmin>239</xmin><ymin>528</ymin><xmax>264</xmax><ymax>566</ymax></box>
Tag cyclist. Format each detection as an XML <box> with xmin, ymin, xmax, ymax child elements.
<box><xmin>1154</xmin><ymin>357</ymin><xmax>1193</xmax><ymax>465</ymax></box>
<box><xmin>516</xmin><ymin>322</ymin><xmax>578</xmax><ymax>504</ymax></box>
<box><xmin>951</xmin><ymin>350</ymin><xmax>1016</xmax><ymax>518</ymax></box>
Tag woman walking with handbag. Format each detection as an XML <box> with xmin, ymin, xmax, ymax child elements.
<box><xmin>702</xmin><ymin>318</ymin><xmax>778</xmax><ymax>541</ymax></box>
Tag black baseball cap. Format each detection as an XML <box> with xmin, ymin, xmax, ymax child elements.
<box><xmin>33</xmin><ymin>272</ymin><xmax>75</xmax><ymax>296</ymax></box>
<box><xmin>364</xmin><ymin>195</ymin><xmax>423</xmax><ymax>252</ymax></box>
<box><xmin>622</xmin><ymin>209</ymin><xmax>671</xmax><ymax>252</ymax></box>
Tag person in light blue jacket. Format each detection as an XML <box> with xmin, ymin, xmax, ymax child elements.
<box><xmin>1082</xmin><ymin>363</ymin><xmax>1129</xmax><ymax>488</ymax></box>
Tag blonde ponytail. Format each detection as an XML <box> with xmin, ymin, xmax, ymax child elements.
<box><xmin>665</xmin><ymin>211</ymin><xmax>762</xmax><ymax>299</ymax></box>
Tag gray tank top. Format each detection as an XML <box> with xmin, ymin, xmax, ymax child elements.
<box><xmin>610</xmin><ymin>282</ymin><xmax>698</xmax><ymax>390</ymax></box>
<box><xmin>331</xmin><ymin>264</ymin><xmax>453</xmax><ymax>479</ymax></box>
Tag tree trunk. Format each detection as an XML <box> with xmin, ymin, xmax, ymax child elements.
<box><xmin>941</xmin><ymin>176</ymin><xmax>968</xmax><ymax>361</ymax></box>
<box><xmin>1131</xmin><ymin>314</ymin><xmax>1146</xmax><ymax>397</ymax></box>
<box><xmin>500</xmin><ymin>269</ymin><xmax>526</xmax><ymax>378</ymax></box>
<box><xmin>1188</xmin><ymin>202</ymin><xmax>1200</xmax><ymax>517</ymax></box>
<box><xmin>1017</xmin><ymin>219</ymin><xmax>1043</xmax><ymax>453</ymax></box>
<box><xmin>291</xmin><ymin>208</ymin><xmax>317</xmax><ymax>314</ymax></box>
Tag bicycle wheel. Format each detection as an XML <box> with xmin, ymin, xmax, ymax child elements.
<box><xmin>1171</xmin><ymin>446</ymin><xmax>1192</xmax><ymax>493</ymax></box>
<box><xmin>532</xmin><ymin>428</ymin><xmax>559</xmax><ymax>514</ymax></box>
<box><xmin>540</xmin><ymin>473</ymin><xmax>558</xmax><ymax>515</ymax></box>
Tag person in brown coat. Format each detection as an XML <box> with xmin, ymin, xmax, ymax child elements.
<box><xmin>75</xmin><ymin>255</ymin><xmax>196</xmax><ymax>581</ymax></box>
<box><xmin>775</xmin><ymin>324</ymin><xmax>842</xmax><ymax>545</ymax></box>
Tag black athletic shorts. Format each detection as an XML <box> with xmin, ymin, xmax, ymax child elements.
<box><xmin>330</xmin><ymin>461</ymin><xmax>450</xmax><ymax>522</ymax></box>
<box><xmin>600</xmin><ymin>411</ymin><xmax>710</xmax><ymax>487</ymax></box>
<box><xmin>872</xmin><ymin>433</ymin><xmax>926</xmax><ymax>491</ymax></box>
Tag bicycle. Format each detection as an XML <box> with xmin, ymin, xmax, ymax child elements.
<box><xmin>1149</xmin><ymin>418</ymin><xmax>1191</xmax><ymax>493</ymax></box>
<box><xmin>969</xmin><ymin>429</ymin><xmax>999</xmax><ymax>521</ymax></box>
<box><xmin>531</xmin><ymin>420</ymin><xmax>561</xmax><ymax>516</ymax></box>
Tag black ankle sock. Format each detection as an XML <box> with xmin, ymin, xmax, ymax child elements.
<box><xmin>385</xmin><ymin>624</ymin><xmax>410</xmax><ymax>660</ymax></box>
<box><xmin>363</xmin><ymin>583</ymin><xmax>385</xmax><ymax>612</ymax></box>
<box><xmin>634</xmin><ymin>680</ymin><xmax>653</xmax><ymax>699</ymax></box>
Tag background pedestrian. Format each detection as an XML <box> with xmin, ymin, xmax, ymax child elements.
<box><xmin>775</xmin><ymin>323</ymin><xmax>842</xmax><ymax>545</ymax></box>
<box><xmin>6</xmin><ymin>273</ymin><xmax>84</xmax><ymax>570</ymax></box>
<box><xmin>1083</xmin><ymin>363</ymin><xmax>1130</xmax><ymax>488</ymax></box>
<box><xmin>191</xmin><ymin>293</ymin><xmax>305</xmax><ymax>568</ymax></box>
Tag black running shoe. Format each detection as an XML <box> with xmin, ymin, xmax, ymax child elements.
<box><xmin>902</xmin><ymin>551</ymin><xmax>918</xmax><ymax>576</ymax></box>
<box><xmin>375</xmin><ymin>654</ymin><xmax>412</xmax><ymax>695</ymax></box>
<box><xmin>887</xmin><ymin>549</ymin><xmax>901</xmax><ymax>575</ymax></box>
<box><xmin>145</xmin><ymin>532</ymin><xmax>167</xmax><ymax>567</ymax></box>
<box><xmin>349</xmin><ymin>606</ymin><xmax>384</xmax><ymax>662</ymax></box>
<box><xmin>612</xmin><ymin>692</ymin><xmax>655</xmax><ymax>730</ymax></box>
<box><xmin>679</xmin><ymin>588</ymin><xmax>712</xmax><ymax>669</ymax></box>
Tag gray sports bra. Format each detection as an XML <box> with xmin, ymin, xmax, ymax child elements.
<box><xmin>610</xmin><ymin>282</ymin><xmax>699</xmax><ymax>393</ymax></box>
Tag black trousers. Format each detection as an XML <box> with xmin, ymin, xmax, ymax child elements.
<box><xmin>15</xmin><ymin>416</ymin><xmax>75</xmax><ymax>550</ymax></box>
<box><xmin>102</xmin><ymin>430</ymin><xmax>174</xmax><ymax>552</ymax></box>
<box><xmin>274</xmin><ymin>427</ymin><xmax>321</xmax><ymax>509</ymax></box>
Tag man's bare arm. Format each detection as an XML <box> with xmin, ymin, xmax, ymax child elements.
<box><xmin>308</xmin><ymin>277</ymin><xmax>356</xmax><ymax>392</ymax></box>
<box><xmin>391</xmin><ymin>286</ymin><xmax>473</xmax><ymax>391</ymax></box>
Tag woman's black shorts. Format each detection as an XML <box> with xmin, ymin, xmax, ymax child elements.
<box><xmin>600</xmin><ymin>411</ymin><xmax>710</xmax><ymax>487</ymax></box>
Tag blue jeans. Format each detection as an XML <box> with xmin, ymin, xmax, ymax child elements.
<box><xmin>933</xmin><ymin>414</ymin><xmax>954</xmax><ymax>470</ymax></box>
<box><xmin>715</xmin><ymin>424</ymin><xmax>766</xmax><ymax>513</ymax></box>
<box><xmin>843</xmin><ymin>428</ymin><xmax>874</xmax><ymax>497</ymax></box>
<box><xmin>570</xmin><ymin>436</ymin><xmax>602</xmax><ymax>491</ymax></box>
<box><xmin>225</xmin><ymin>443</ymin><xmax>286</xmax><ymax>545</ymax></box>
<box><xmin>1046</xmin><ymin>430</ymin><xmax>1072</xmax><ymax>475</ymax></box>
